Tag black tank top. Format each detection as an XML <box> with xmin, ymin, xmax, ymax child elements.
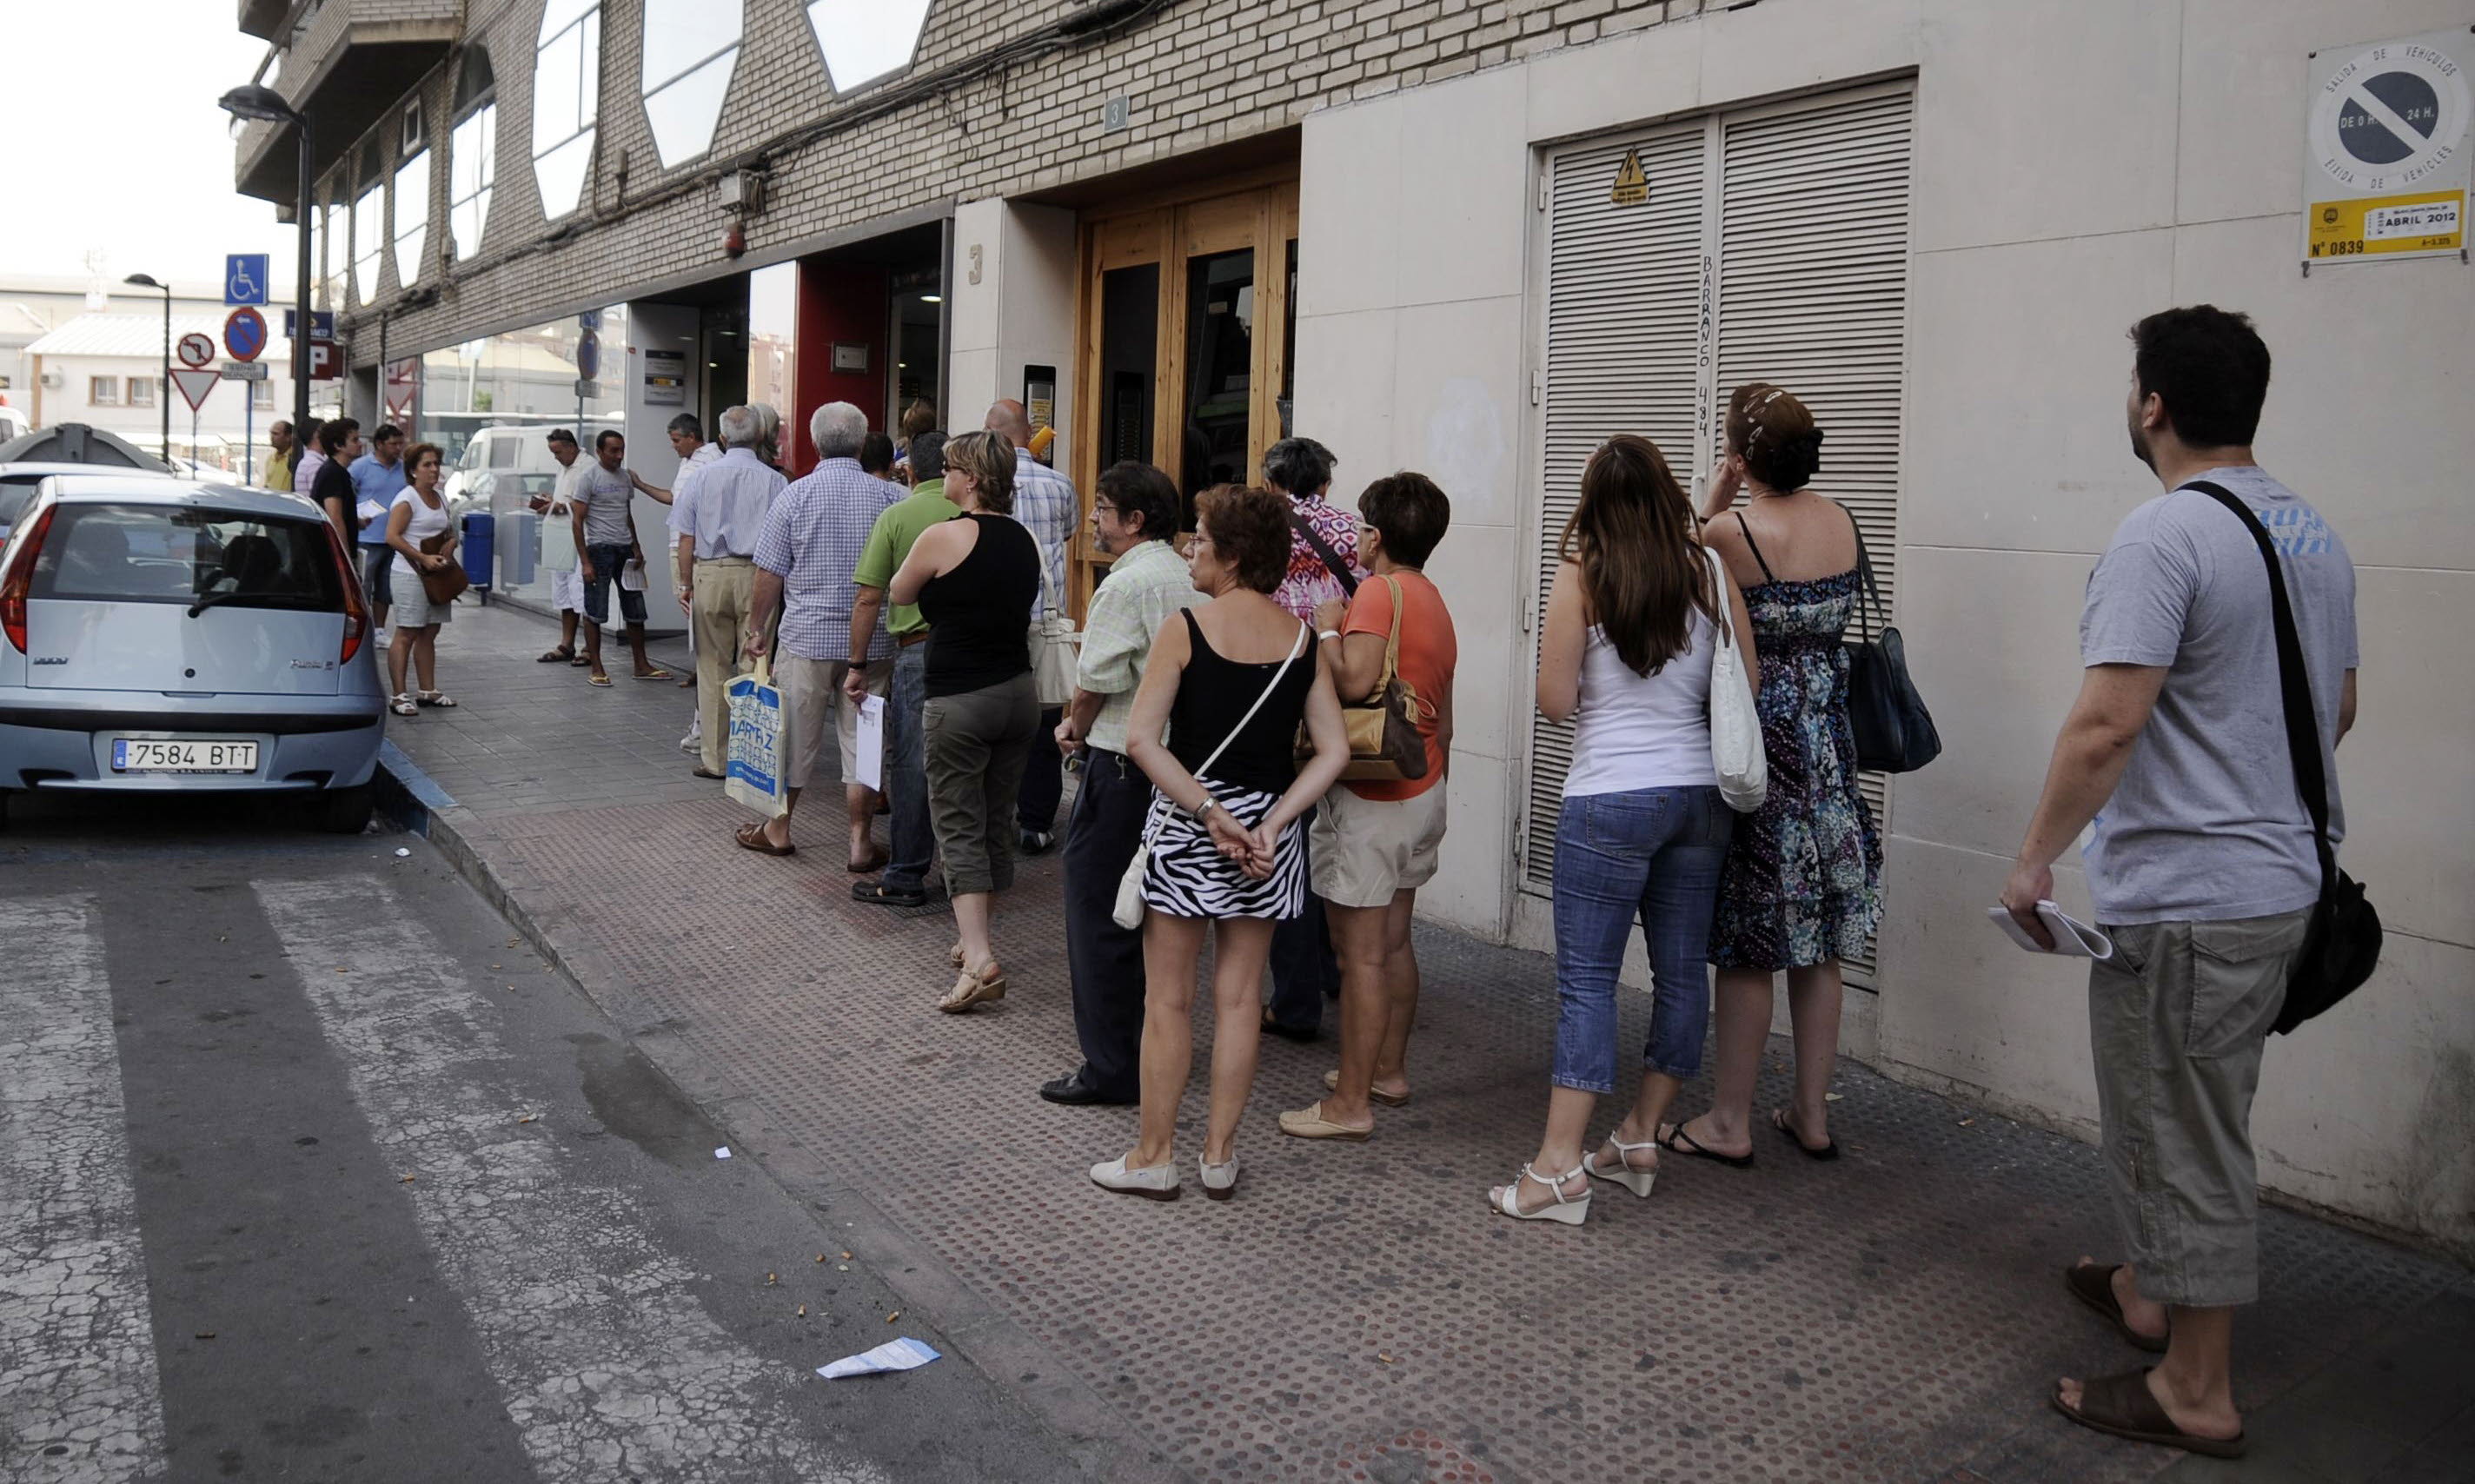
<box><xmin>919</xmin><ymin>513</ymin><xmax>1039</xmax><ymax>698</ymax></box>
<box><xmin>1167</xmin><ymin>609</ymin><xmax>1317</xmax><ymax>796</ymax></box>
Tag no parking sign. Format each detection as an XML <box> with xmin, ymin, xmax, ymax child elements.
<box><xmin>2305</xmin><ymin>28</ymin><xmax>2471</xmax><ymax>265</ymax></box>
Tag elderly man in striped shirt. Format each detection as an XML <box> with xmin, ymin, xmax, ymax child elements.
<box><xmin>985</xmin><ymin>399</ymin><xmax>1080</xmax><ymax>855</ymax></box>
<box><xmin>735</xmin><ymin>403</ymin><xmax>903</xmax><ymax>863</ymax></box>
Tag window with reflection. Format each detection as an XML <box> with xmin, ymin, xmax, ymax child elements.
<box><xmin>351</xmin><ymin>141</ymin><xmax>383</xmax><ymax>306</ymax></box>
<box><xmin>1179</xmin><ymin>249</ymin><xmax>1255</xmax><ymax>506</ymax></box>
<box><xmin>805</xmin><ymin>0</ymin><xmax>932</xmax><ymax>92</ymax></box>
<box><xmin>393</xmin><ymin>99</ymin><xmax>429</xmax><ymax>288</ymax></box>
<box><xmin>448</xmin><ymin>46</ymin><xmax>496</xmax><ymax>261</ymax></box>
<box><xmin>640</xmin><ymin>0</ymin><xmax>741</xmax><ymax>166</ymax></box>
<box><xmin>532</xmin><ymin>0</ymin><xmax>602</xmax><ymax>220</ymax></box>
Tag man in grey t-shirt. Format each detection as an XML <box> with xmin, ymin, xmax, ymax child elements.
<box><xmin>573</xmin><ymin>428</ymin><xmax>671</xmax><ymax>686</ymax></box>
<box><xmin>2003</xmin><ymin>307</ymin><xmax>2359</xmax><ymax>1460</ymax></box>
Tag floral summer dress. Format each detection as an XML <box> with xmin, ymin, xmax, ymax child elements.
<box><xmin>1709</xmin><ymin>520</ymin><xmax>1884</xmax><ymax>971</ymax></box>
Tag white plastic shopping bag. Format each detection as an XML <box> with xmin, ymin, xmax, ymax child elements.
<box><xmin>725</xmin><ymin>659</ymin><xmax>789</xmax><ymax>818</ymax></box>
<box><xmin>540</xmin><ymin>507</ymin><xmax>579</xmax><ymax>573</ymax></box>
<box><xmin>853</xmin><ymin>694</ymin><xmax>886</xmax><ymax>792</ymax></box>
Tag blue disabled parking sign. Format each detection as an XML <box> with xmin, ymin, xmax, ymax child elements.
<box><xmin>224</xmin><ymin>254</ymin><xmax>269</xmax><ymax>306</ymax></box>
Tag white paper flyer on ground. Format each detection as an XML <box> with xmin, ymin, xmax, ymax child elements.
<box><xmin>1986</xmin><ymin>901</ymin><xmax>2113</xmax><ymax>960</ymax></box>
<box><xmin>853</xmin><ymin>694</ymin><xmax>886</xmax><ymax>792</ymax></box>
<box><xmin>817</xmin><ymin>1337</ymin><xmax>939</xmax><ymax>1379</ymax></box>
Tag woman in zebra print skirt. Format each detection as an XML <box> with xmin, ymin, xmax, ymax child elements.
<box><xmin>1090</xmin><ymin>486</ymin><xmax>1351</xmax><ymax>1203</ymax></box>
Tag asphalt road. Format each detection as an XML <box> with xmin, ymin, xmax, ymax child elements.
<box><xmin>0</xmin><ymin>792</ymin><xmax>1089</xmax><ymax>1484</ymax></box>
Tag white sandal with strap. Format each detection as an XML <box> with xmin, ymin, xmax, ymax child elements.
<box><xmin>1488</xmin><ymin>1163</ymin><xmax>1590</xmax><ymax>1225</ymax></box>
<box><xmin>388</xmin><ymin>693</ymin><xmax>419</xmax><ymax>718</ymax></box>
<box><xmin>1583</xmin><ymin>1134</ymin><xmax>1660</xmax><ymax>1197</ymax></box>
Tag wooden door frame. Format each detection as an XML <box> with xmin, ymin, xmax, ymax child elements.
<box><xmin>1068</xmin><ymin>175</ymin><xmax>1300</xmax><ymax>613</ymax></box>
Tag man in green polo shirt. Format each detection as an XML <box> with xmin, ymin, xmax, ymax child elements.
<box><xmin>846</xmin><ymin>431</ymin><xmax>959</xmax><ymax>907</ymax></box>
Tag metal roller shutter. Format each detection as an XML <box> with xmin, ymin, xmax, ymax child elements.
<box><xmin>1523</xmin><ymin>81</ymin><xmax>1914</xmax><ymax>981</ymax></box>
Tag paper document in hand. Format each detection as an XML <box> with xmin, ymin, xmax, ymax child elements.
<box><xmin>356</xmin><ymin>498</ymin><xmax>387</xmax><ymax>521</ymax></box>
<box><xmin>817</xmin><ymin>1337</ymin><xmax>940</xmax><ymax>1379</ymax></box>
<box><xmin>853</xmin><ymin>694</ymin><xmax>886</xmax><ymax>792</ymax></box>
<box><xmin>1986</xmin><ymin>901</ymin><xmax>2113</xmax><ymax>960</ymax></box>
<box><xmin>619</xmin><ymin>560</ymin><xmax>647</xmax><ymax>593</ymax></box>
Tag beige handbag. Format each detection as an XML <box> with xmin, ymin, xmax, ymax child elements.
<box><xmin>1028</xmin><ymin>551</ymin><xmax>1081</xmax><ymax>707</ymax></box>
<box><xmin>1297</xmin><ymin>575</ymin><xmax>1430</xmax><ymax>783</ymax></box>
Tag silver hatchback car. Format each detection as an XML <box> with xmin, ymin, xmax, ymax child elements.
<box><xmin>0</xmin><ymin>474</ymin><xmax>387</xmax><ymax>831</ymax></box>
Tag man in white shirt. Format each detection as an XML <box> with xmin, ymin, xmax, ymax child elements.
<box><xmin>529</xmin><ymin>428</ymin><xmax>591</xmax><ymax>664</ymax></box>
<box><xmin>673</xmin><ymin>407</ymin><xmax>786</xmax><ymax>778</ymax></box>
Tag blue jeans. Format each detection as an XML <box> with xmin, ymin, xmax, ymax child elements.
<box><xmin>1550</xmin><ymin>786</ymin><xmax>1732</xmax><ymax>1095</ymax></box>
<box><xmin>581</xmin><ymin>543</ymin><xmax>646</xmax><ymax>626</ymax></box>
<box><xmin>881</xmin><ymin>643</ymin><xmax>934</xmax><ymax>891</ymax></box>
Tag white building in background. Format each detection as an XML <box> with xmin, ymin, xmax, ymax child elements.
<box><xmin>18</xmin><ymin>311</ymin><xmax>300</xmax><ymax>479</ymax></box>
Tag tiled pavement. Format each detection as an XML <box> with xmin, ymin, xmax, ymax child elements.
<box><xmin>382</xmin><ymin>599</ymin><xmax>2475</xmax><ymax>1483</ymax></box>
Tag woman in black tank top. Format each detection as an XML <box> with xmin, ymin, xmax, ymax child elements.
<box><xmin>888</xmin><ymin>431</ymin><xmax>1045</xmax><ymax>1014</ymax></box>
<box><xmin>1087</xmin><ymin>485</ymin><xmax>1350</xmax><ymax>1204</ymax></box>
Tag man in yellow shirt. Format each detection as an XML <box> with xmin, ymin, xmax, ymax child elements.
<box><xmin>264</xmin><ymin>421</ymin><xmax>295</xmax><ymax>492</ymax></box>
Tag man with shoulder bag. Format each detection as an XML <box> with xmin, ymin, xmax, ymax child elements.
<box><xmin>2003</xmin><ymin>306</ymin><xmax>2369</xmax><ymax>1461</ymax></box>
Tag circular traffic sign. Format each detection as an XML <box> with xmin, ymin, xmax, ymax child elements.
<box><xmin>2311</xmin><ymin>39</ymin><xmax>2471</xmax><ymax>194</ymax></box>
<box><xmin>223</xmin><ymin>307</ymin><xmax>268</xmax><ymax>364</ymax></box>
<box><xmin>176</xmin><ymin>333</ymin><xmax>216</xmax><ymax>369</ymax></box>
<box><xmin>575</xmin><ymin>330</ymin><xmax>601</xmax><ymax>381</ymax></box>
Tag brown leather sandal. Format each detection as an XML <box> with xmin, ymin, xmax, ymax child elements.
<box><xmin>733</xmin><ymin>820</ymin><xmax>794</xmax><ymax>857</ymax></box>
<box><xmin>2064</xmin><ymin>1262</ymin><xmax>2170</xmax><ymax>1353</ymax></box>
<box><xmin>2051</xmin><ymin>1369</ymin><xmax>2244</xmax><ymax>1459</ymax></box>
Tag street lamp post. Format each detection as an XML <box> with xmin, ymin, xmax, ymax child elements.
<box><xmin>217</xmin><ymin>85</ymin><xmax>314</xmax><ymax>454</ymax></box>
<box><xmin>122</xmin><ymin>273</ymin><xmax>172</xmax><ymax>467</ymax></box>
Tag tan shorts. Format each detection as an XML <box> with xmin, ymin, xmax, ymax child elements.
<box><xmin>1309</xmin><ymin>782</ymin><xmax>1449</xmax><ymax>909</ymax></box>
<box><xmin>776</xmin><ymin>653</ymin><xmax>891</xmax><ymax>792</ymax></box>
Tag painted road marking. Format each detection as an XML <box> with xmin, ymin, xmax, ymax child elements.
<box><xmin>256</xmin><ymin>880</ymin><xmax>883</xmax><ymax>1484</ymax></box>
<box><xmin>0</xmin><ymin>896</ymin><xmax>167</xmax><ymax>1484</ymax></box>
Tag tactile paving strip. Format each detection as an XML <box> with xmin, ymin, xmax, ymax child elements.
<box><xmin>401</xmin><ymin>610</ymin><xmax>2474</xmax><ymax>1481</ymax></box>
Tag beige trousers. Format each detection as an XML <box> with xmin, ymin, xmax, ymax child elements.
<box><xmin>691</xmin><ymin>560</ymin><xmax>756</xmax><ymax>773</ymax></box>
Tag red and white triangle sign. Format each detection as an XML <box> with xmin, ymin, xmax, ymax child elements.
<box><xmin>169</xmin><ymin>368</ymin><xmax>221</xmax><ymax>412</ymax></box>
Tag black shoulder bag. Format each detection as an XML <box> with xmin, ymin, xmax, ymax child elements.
<box><xmin>1288</xmin><ymin>507</ymin><xmax>1359</xmax><ymax>597</ymax></box>
<box><xmin>2183</xmin><ymin>480</ymin><xmax>2381</xmax><ymax>1034</ymax></box>
<box><xmin>1841</xmin><ymin>508</ymin><xmax>1941</xmax><ymax>773</ymax></box>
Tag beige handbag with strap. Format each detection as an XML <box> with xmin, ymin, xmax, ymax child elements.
<box><xmin>1298</xmin><ymin>574</ymin><xmax>1430</xmax><ymax>783</ymax></box>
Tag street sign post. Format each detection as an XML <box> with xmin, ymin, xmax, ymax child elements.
<box><xmin>223</xmin><ymin>307</ymin><xmax>268</xmax><ymax>363</ymax></box>
<box><xmin>176</xmin><ymin>334</ymin><xmax>216</xmax><ymax>369</ymax></box>
<box><xmin>282</xmin><ymin>309</ymin><xmax>335</xmax><ymax>339</ymax></box>
<box><xmin>169</xmin><ymin>368</ymin><xmax>220</xmax><ymax>477</ymax></box>
<box><xmin>224</xmin><ymin>255</ymin><xmax>270</xmax><ymax>306</ymax></box>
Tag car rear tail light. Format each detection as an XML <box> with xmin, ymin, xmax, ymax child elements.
<box><xmin>0</xmin><ymin>504</ymin><xmax>57</xmax><ymax>654</ymax></box>
<box><xmin>326</xmin><ymin>523</ymin><xmax>369</xmax><ymax>664</ymax></box>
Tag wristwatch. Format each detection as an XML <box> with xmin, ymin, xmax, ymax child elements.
<box><xmin>1188</xmin><ymin>795</ymin><xmax>1218</xmax><ymax>823</ymax></box>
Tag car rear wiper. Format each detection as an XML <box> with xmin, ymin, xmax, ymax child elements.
<box><xmin>185</xmin><ymin>586</ymin><xmax>246</xmax><ymax>619</ymax></box>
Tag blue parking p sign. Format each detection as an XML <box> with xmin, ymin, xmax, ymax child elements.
<box><xmin>224</xmin><ymin>255</ymin><xmax>269</xmax><ymax>306</ymax></box>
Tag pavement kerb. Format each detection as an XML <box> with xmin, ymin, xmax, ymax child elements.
<box><xmin>376</xmin><ymin>754</ymin><xmax>1178</xmax><ymax>1484</ymax></box>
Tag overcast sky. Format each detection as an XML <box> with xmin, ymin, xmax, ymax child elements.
<box><xmin>9</xmin><ymin>3</ymin><xmax>295</xmax><ymax>295</ymax></box>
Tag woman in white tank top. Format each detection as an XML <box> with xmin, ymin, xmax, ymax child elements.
<box><xmin>1488</xmin><ymin>434</ymin><xmax>1758</xmax><ymax>1225</ymax></box>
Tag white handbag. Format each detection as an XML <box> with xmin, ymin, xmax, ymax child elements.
<box><xmin>1028</xmin><ymin>548</ymin><xmax>1081</xmax><ymax>708</ymax></box>
<box><xmin>1113</xmin><ymin>623</ymin><xmax>1311</xmax><ymax>930</ymax></box>
<box><xmin>1704</xmin><ymin>545</ymin><xmax>1768</xmax><ymax>814</ymax></box>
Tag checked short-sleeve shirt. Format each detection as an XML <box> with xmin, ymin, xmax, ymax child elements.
<box><xmin>753</xmin><ymin>457</ymin><xmax>903</xmax><ymax>663</ymax></box>
<box><xmin>1012</xmin><ymin>447</ymin><xmax>1078</xmax><ymax>619</ymax></box>
<box><xmin>1076</xmin><ymin>537</ymin><xmax>1204</xmax><ymax>754</ymax></box>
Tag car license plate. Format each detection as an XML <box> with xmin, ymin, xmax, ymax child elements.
<box><xmin>111</xmin><ymin>738</ymin><xmax>260</xmax><ymax>774</ymax></box>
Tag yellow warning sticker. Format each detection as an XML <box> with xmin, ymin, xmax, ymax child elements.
<box><xmin>2307</xmin><ymin>189</ymin><xmax>2465</xmax><ymax>259</ymax></box>
<box><xmin>1610</xmin><ymin>149</ymin><xmax>1649</xmax><ymax>207</ymax></box>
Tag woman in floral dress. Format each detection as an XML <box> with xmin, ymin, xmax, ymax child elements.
<box><xmin>1662</xmin><ymin>383</ymin><xmax>1882</xmax><ymax>1168</ymax></box>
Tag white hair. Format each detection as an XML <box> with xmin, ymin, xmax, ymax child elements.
<box><xmin>809</xmin><ymin>401</ymin><xmax>867</xmax><ymax>460</ymax></box>
<box><xmin>716</xmin><ymin>405</ymin><xmax>760</xmax><ymax>447</ymax></box>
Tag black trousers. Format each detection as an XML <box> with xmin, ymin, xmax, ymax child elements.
<box><xmin>1017</xmin><ymin>706</ymin><xmax>1065</xmax><ymax>832</ymax></box>
<box><xmin>1063</xmin><ymin>747</ymin><xmax>1150</xmax><ymax>1097</ymax></box>
<box><xmin>1266</xmin><ymin>846</ymin><xmax>1337</xmax><ymax>1033</ymax></box>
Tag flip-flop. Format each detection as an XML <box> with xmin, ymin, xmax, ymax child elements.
<box><xmin>587</xmin><ymin>674</ymin><xmax>614</xmax><ymax>687</ymax></box>
<box><xmin>734</xmin><ymin>821</ymin><xmax>794</xmax><ymax>857</ymax></box>
<box><xmin>1656</xmin><ymin>1121</ymin><xmax>1755</xmax><ymax>1169</ymax></box>
<box><xmin>851</xmin><ymin>879</ymin><xmax>929</xmax><ymax>907</ymax></box>
<box><xmin>846</xmin><ymin>850</ymin><xmax>890</xmax><ymax>876</ymax></box>
<box><xmin>633</xmin><ymin>668</ymin><xmax>674</xmax><ymax>681</ymax></box>
<box><xmin>2063</xmin><ymin>1262</ymin><xmax>2170</xmax><ymax>1354</ymax></box>
<box><xmin>536</xmin><ymin>648</ymin><xmax>574</xmax><ymax>663</ymax></box>
<box><xmin>568</xmin><ymin>653</ymin><xmax>594</xmax><ymax>666</ymax></box>
<box><xmin>1324</xmin><ymin>1068</ymin><xmax>1410</xmax><ymax>1107</ymax></box>
<box><xmin>2051</xmin><ymin>1369</ymin><xmax>2244</xmax><ymax>1459</ymax></box>
<box><xmin>1771</xmin><ymin>1108</ymin><xmax>1840</xmax><ymax>1162</ymax></box>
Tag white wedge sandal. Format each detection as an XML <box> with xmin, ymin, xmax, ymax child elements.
<box><xmin>1487</xmin><ymin>1163</ymin><xmax>1590</xmax><ymax>1226</ymax></box>
<box><xmin>1583</xmin><ymin>1134</ymin><xmax>1660</xmax><ymax>1198</ymax></box>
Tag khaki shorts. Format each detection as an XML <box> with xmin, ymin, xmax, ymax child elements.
<box><xmin>776</xmin><ymin>653</ymin><xmax>891</xmax><ymax>792</ymax></box>
<box><xmin>1309</xmin><ymin>782</ymin><xmax>1449</xmax><ymax>909</ymax></box>
<box><xmin>2088</xmin><ymin>909</ymin><xmax>2309</xmax><ymax>1310</ymax></box>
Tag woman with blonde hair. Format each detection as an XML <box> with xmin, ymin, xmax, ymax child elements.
<box><xmin>889</xmin><ymin>428</ymin><xmax>1043</xmax><ymax>1012</ymax></box>
<box><xmin>1663</xmin><ymin>382</ymin><xmax>1881</xmax><ymax>1168</ymax></box>
<box><xmin>1091</xmin><ymin>485</ymin><xmax>1350</xmax><ymax>1202</ymax></box>
<box><xmin>1490</xmin><ymin>434</ymin><xmax>1756</xmax><ymax>1224</ymax></box>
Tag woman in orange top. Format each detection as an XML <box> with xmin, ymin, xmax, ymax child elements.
<box><xmin>1278</xmin><ymin>472</ymin><xmax>1457</xmax><ymax>1141</ymax></box>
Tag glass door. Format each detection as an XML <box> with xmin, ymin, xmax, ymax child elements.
<box><xmin>1071</xmin><ymin>182</ymin><xmax>1298</xmax><ymax>611</ymax></box>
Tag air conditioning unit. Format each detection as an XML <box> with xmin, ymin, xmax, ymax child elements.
<box><xmin>40</xmin><ymin>370</ymin><xmax>64</xmax><ymax>388</ymax></box>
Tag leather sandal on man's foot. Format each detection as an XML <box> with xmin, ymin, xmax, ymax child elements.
<box><xmin>2051</xmin><ymin>1369</ymin><xmax>2245</xmax><ymax>1458</ymax></box>
<box><xmin>733</xmin><ymin>821</ymin><xmax>794</xmax><ymax>857</ymax></box>
<box><xmin>537</xmin><ymin>647</ymin><xmax>574</xmax><ymax>663</ymax></box>
<box><xmin>851</xmin><ymin>878</ymin><xmax>927</xmax><ymax>907</ymax></box>
<box><xmin>2063</xmin><ymin>1262</ymin><xmax>2169</xmax><ymax>1353</ymax></box>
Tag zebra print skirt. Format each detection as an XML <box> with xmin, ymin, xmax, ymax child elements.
<box><xmin>1139</xmin><ymin>780</ymin><xmax>1309</xmax><ymax>921</ymax></box>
